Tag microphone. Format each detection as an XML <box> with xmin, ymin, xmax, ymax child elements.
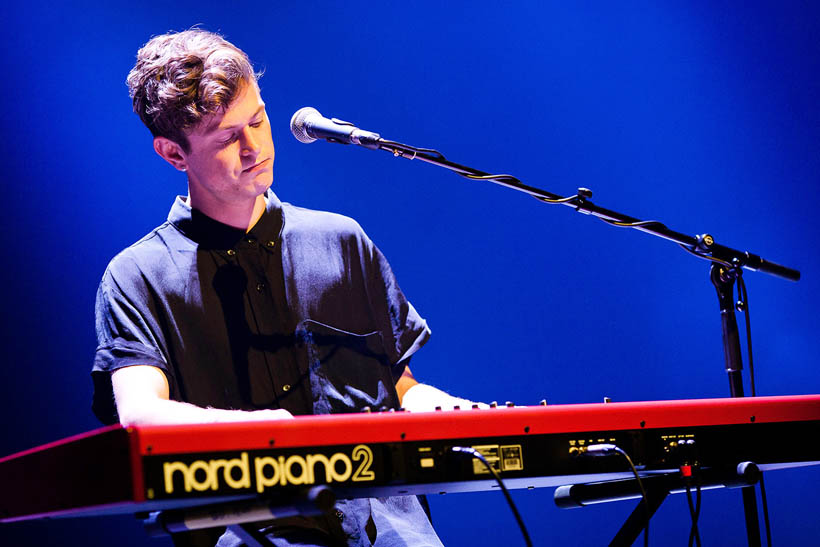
<box><xmin>290</xmin><ymin>107</ymin><xmax>382</xmax><ymax>149</ymax></box>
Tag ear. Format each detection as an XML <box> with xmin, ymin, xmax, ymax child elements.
<box><xmin>153</xmin><ymin>136</ymin><xmax>188</xmax><ymax>172</ymax></box>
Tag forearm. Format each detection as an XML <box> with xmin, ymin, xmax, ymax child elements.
<box><xmin>117</xmin><ymin>397</ymin><xmax>292</xmax><ymax>427</ymax></box>
<box><xmin>111</xmin><ymin>364</ymin><xmax>294</xmax><ymax>427</ymax></box>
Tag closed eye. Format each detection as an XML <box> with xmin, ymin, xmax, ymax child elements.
<box><xmin>219</xmin><ymin>134</ymin><xmax>238</xmax><ymax>146</ymax></box>
<box><xmin>250</xmin><ymin>113</ymin><xmax>266</xmax><ymax>128</ymax></box>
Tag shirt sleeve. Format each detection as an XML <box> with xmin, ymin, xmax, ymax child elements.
<box><xmin>91</xmin><ymin>265</ymin><xmax>171</xmax><ymax>424</ymax></box>
<box><xmin>363</xmin><ymin>236</ymin><xmax>431</xmax><ymax>379</ymax></box>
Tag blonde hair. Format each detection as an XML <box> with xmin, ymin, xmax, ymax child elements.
<box><xmin>126</xmin><ymin>29</ymin><xmax>259</xmax><ymax>151</ymax></box>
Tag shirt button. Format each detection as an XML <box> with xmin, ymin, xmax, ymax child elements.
<box><xmin>256</xmin><ymin>283</ymin><xmax>265</xmax><ymax>292</ymax></box>
<box><xmin>226</xmin><ymin>249</ymin><xmax>236</xmax><ymax>256</ymax></box>
<box><xmin>265</xmin><ymin>241</ymin><xmax>276</xmax><ymax>248</ymax></box>
<box><xmin>282</xmin><ymin>384</ymin><xmax>291</xmax><ymax>392</ymax></box>
<box><xmin>245</xmin><ymin>238</ymin><xmax>256</xmax><ymax>245</ymax></box>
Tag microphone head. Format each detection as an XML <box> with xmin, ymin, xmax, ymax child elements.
<box><xmin>290</xmin><ymin>107</ymin><xmax>320</xmax><ymax>143</ymax></box>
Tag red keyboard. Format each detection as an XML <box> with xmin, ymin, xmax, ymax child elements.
<box><xmin>2</xmin><ymin>394</ymin><xmax>818</xmax><ymax>522</ymax></box>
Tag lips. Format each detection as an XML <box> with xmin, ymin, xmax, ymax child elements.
<box><xmin>244</xmin><ymin>158</ymin><xmax>271</xmax><ymax>172</ymax></box>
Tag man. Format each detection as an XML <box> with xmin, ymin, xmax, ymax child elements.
<box><xmin>92</xmin><ymin>29</ymin><xmax>477</xmax><ymax>546</ymax></box>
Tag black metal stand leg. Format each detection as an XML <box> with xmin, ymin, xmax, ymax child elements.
<box><xmin>742</xmin><ymin>486</ymin><xmax>762</xmax><ymax>547</ymax></box>
<box><xmin>609</xmin><ymin>487</ymin><xmax>668</xmax><ymax>547</ymax></box>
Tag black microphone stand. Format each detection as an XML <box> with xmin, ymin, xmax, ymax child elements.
<box><xmin>349</xmin><ymin>134</ymin><xmax>800</xmax><ymax>545</ymax></box>
<box><xmin>710</xmin><ymin>262</ymin><xmax>763</xmax><ymax>547</ymax></box>
<box><xmin>712</xmin><ymin>263</ymin><xmax>747</xmax><ymax>400</ymax></box>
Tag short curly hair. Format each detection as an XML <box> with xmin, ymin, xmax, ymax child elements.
<box><xmin>126</xmin><ymin>29</ymin><xmax>259</xmax><ymax>151</ymax></box>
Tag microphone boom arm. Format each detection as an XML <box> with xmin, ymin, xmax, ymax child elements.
<box><xmin>372</xmin><ymin>138</ymin><xmax>800</xmax><ymax>282</ymax></box>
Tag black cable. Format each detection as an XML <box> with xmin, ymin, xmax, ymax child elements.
<box><xmin>377</xmin><ymin>140</ymin><xmax>447</xmax><ymax>160</ymax></box>
<box><xmin>462</xmin><ymin>173</ymin><xmax>521</xmax><ymax>183</ymax></box>
<box><xmin>463</xmin><ymin>173</ymin><xmax>591</xmax><ymax>206</ymax></box>
<box><xmin>686</xmin><ymin>484</ymin><xmax>695</xmax><ymax>547</ymax></box>
<box><xmin>677</xmin><ymin>243</ymin><xmax>735</xmax><ymax>270</ymax></box>
<box><xmin>613</xmin><ymin>447</ymin><xmax>649</xmax><ymax>547</ymax></box>
<box><xmin>685</xmin><ymin>477</ymin><xmax>702</xmax><ymax>547</ymax></box>
<box><xmin>736</xmin><ymin>273</ymin><xmax>756</xmax><ymax>397</ymax></box>
<box><xmin>583</xmin><ymin>445</ymin><xmax>649</xmax><ymax>547</ymax></box>
<box><xmin>598</xmin><ymin>217</ymin><xmax>668</xmax><ymax>230</ymax></box>
<box><xmin>450</xmin><ymin>446</ymin><xmax>533</xmax><ymax>547</ymax></box>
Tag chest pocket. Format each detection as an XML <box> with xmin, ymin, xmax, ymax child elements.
<box><xmin>296</xmin><ymin>319</ymin><xmax>400</xmax><ymax>415</ymax></box>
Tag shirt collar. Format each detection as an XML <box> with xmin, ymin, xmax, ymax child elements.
<box><xmin>168</xmin><ymin>189</ymin><xmax>285</xmax><ymax>250</ymax></box>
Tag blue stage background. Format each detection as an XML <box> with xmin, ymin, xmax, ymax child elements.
<box><xmin>2</xmin><ymin>2</ymin><xmax>818</xmax><ymax>545</ymax></box>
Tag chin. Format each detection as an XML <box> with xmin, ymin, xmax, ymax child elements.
<box><xmin>253</xmin><ymin>177</ymin><xmax>273</xmax><ymax>194</ymax></box>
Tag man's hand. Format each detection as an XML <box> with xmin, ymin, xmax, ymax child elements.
<box><xmin>111</xmin><ymin>365</ymin><xmax>294</xmax><ymax>426</ymax></box>
<box><xmin>236</xmin><ymin>408</ymin><xmax>295</xmax><ymax>422</ymax></box>
<box><xmin>397</xmin><ymin>367</ymin><xmax>488</xmax><ymax>412</ymax></box>
<box><xmin>395</xmin><ymin>366</ymin><xmax>420</xmax><ymax>404</ymax></box>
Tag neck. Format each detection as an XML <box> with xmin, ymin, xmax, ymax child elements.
<box><xmin>186</xmin><ymin>191</ymin><xmax>267</xmax><ymax>232</ymax></box>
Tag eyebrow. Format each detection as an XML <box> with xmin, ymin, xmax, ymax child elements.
<box><xmin>208</xmin><ymin>105</ymin><xmax>265</xmax><ymax>134</ymax></box>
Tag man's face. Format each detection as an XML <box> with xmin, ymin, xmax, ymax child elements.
<box><xmin>182</xmin><ymin>82</ymin><xmax>275</xmax><ymax>209</ymax></box>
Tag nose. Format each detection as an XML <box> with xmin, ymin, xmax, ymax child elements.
<box><xmin>240</xmin><ymin>126</ymin><xmax>261</xmax><ymax>156</ymax></box>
